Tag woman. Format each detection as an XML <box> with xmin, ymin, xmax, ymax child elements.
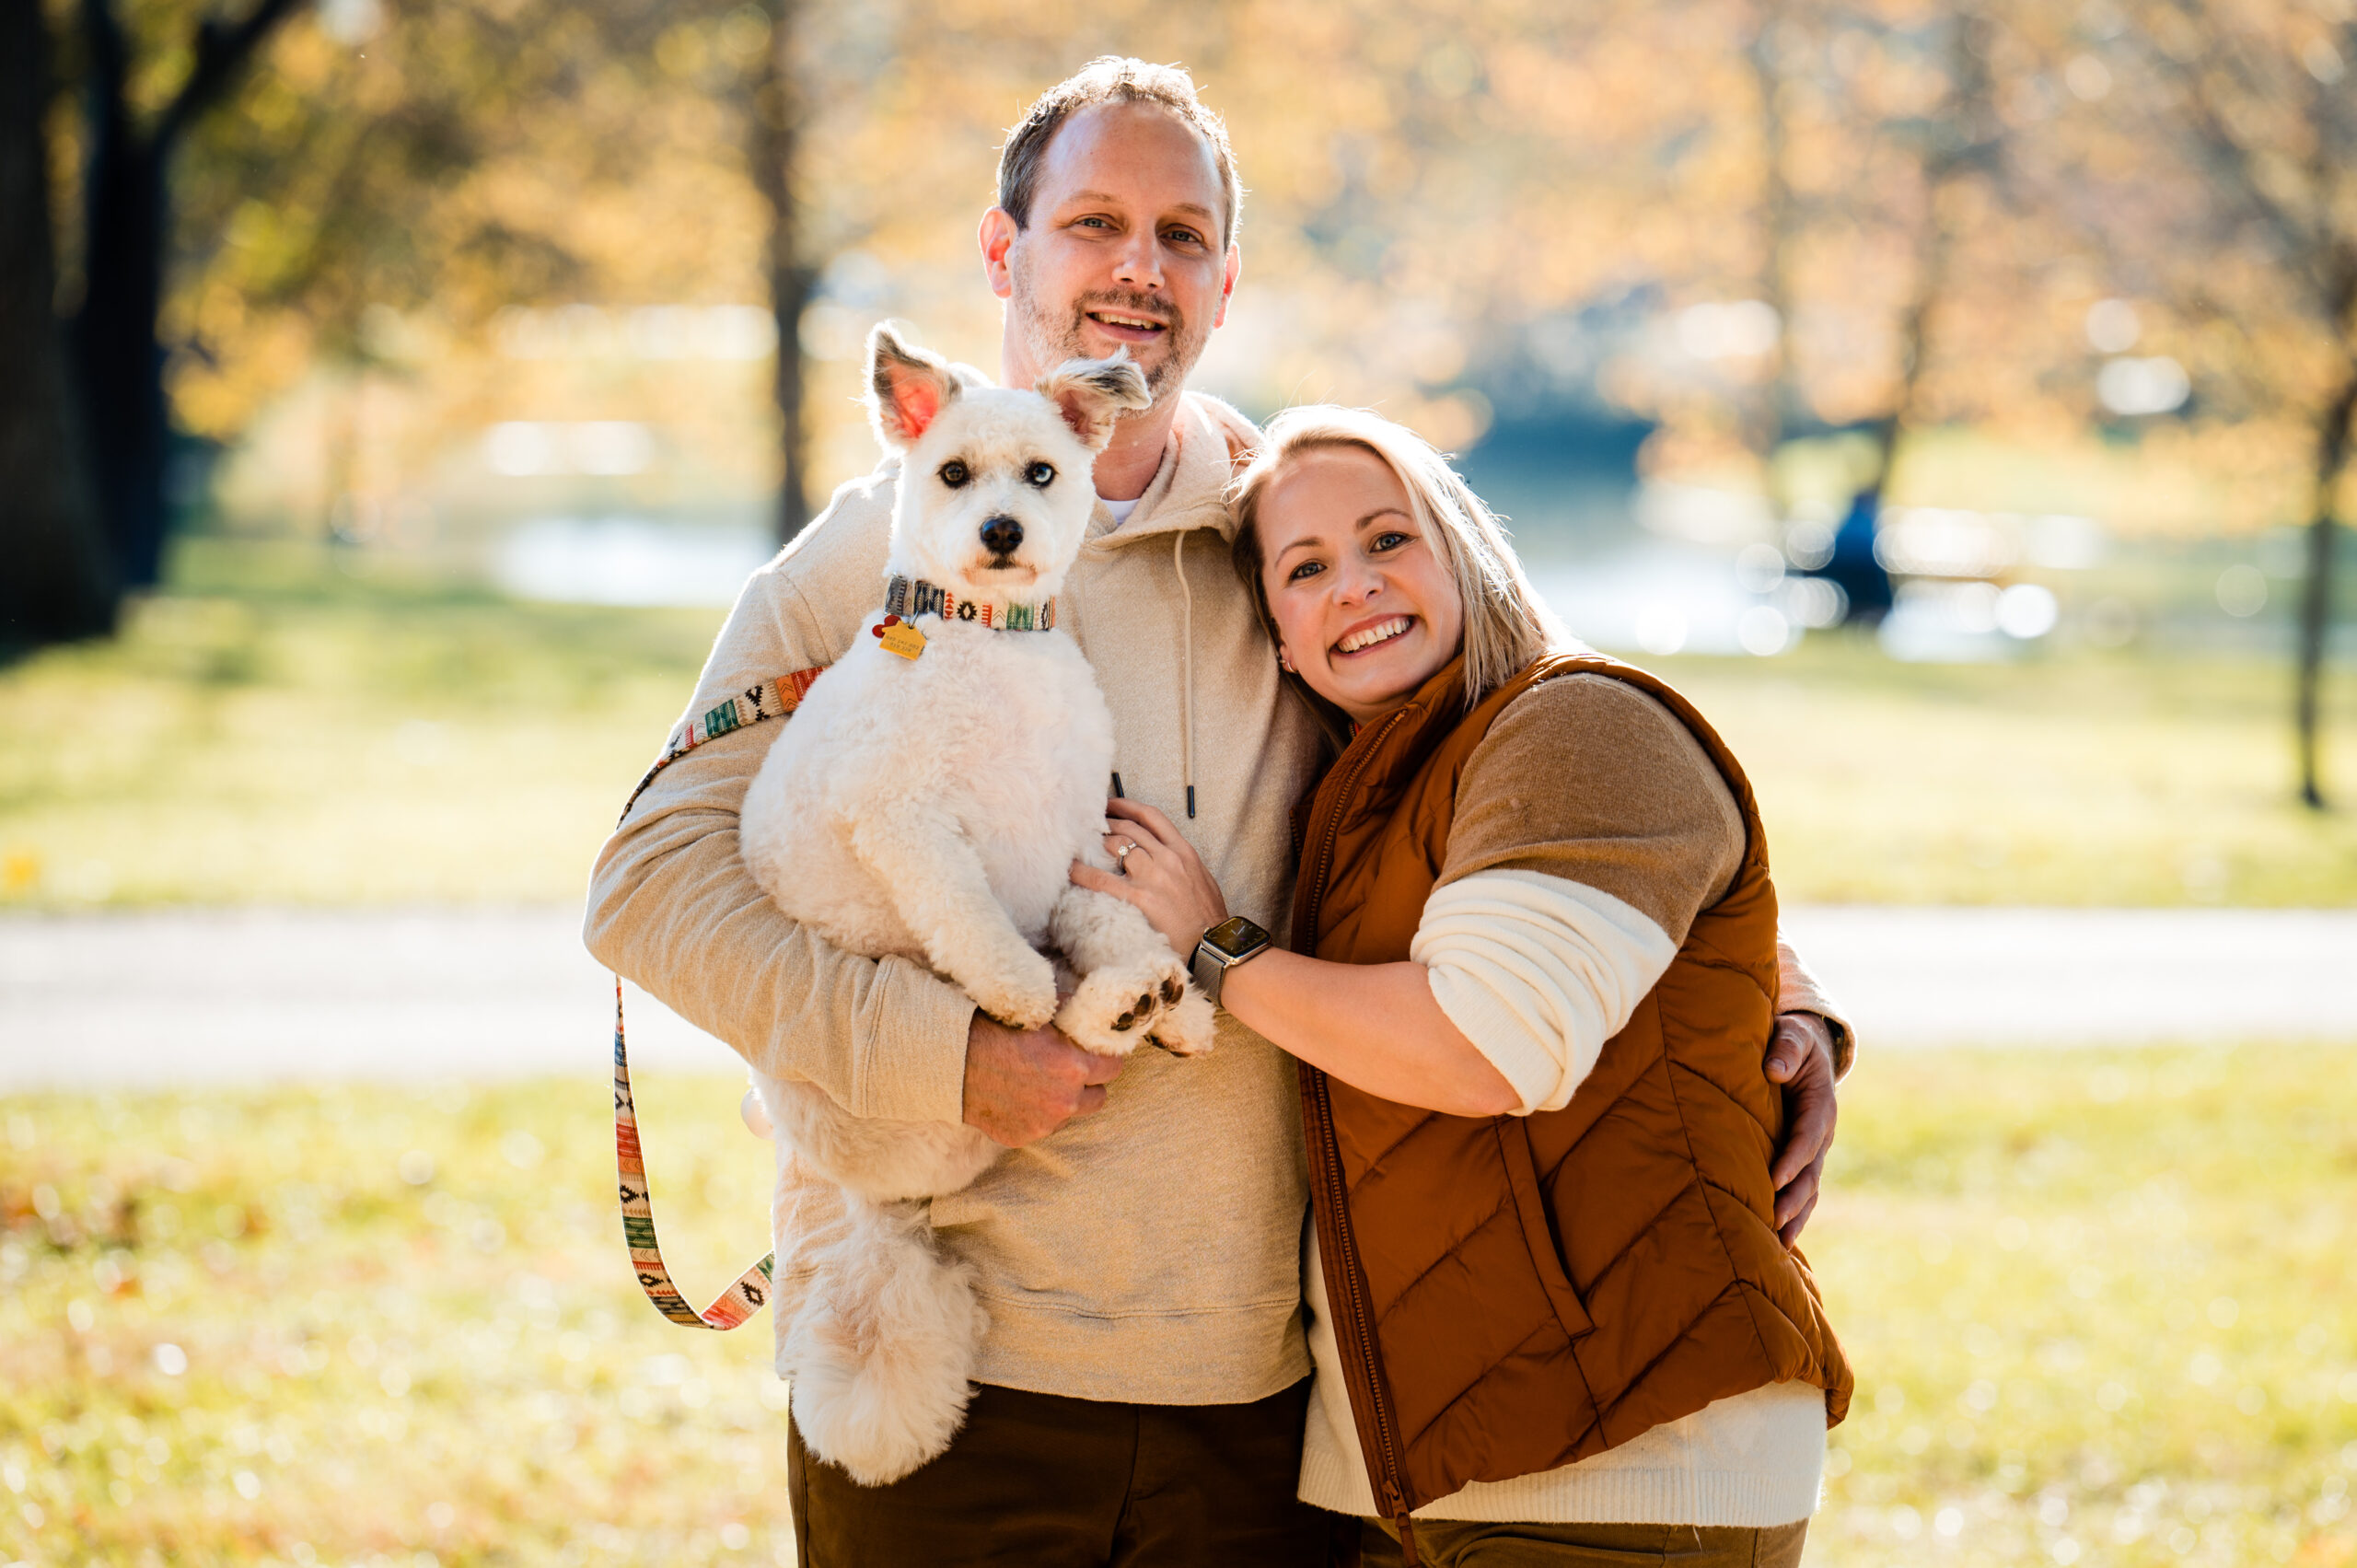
<box><xmin>1077</xmin><ymin>407</ymin><xmax>1852</xmax><ymax>1568</ymax></box>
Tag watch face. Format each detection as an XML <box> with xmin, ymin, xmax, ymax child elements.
<box><xmin>1204</xmin><ymin>915</ymin><xmax>1269</xmax><ymax>958</ymax></box>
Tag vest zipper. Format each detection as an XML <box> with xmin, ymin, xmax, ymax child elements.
<box><xmin>1296</xmin><ymin>703</ymin><xmax>1420</xmax><ymax>1565</ymax></box>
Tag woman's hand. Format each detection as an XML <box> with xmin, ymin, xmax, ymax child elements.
<box><xmin>1069</xmin><ymin>799</ymin><xmax>1229</xmax><ymax>961</ymax></box>
<box><xmin>1076</xmin><ymin>803</ymin><xmax>1515</xmax><ymax>1116</ymax></box>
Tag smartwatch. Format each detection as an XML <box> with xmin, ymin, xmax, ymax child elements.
<box><xmin>1190</xmin><ymin>915</ymin><xmax>1273</xmax><ymax>1009</ymax></box>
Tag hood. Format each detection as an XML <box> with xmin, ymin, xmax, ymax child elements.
<box><xmin>1086</xmin><ymin>392</ymin><xmax>1262</xmax><ymax>549</ymax></box>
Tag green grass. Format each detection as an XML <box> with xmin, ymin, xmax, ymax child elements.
<box><xmin>1808</xmin><ymin>1045</ymin><xmax>2357</xmax><ymax>1567</ymax></box>
<box><xmin>1</xmin><ymin>539</ymin><xmax>2352</xmax><ymax>909</ymax></box>
<box><xmin>4</xmin><ymin>1048</ymin><xmax>2354</xmax><ymax>1565</ymax></box>
<box><xmin>0</xmin><ymin>1068</ymin><xmax>790</xmax><ymax>1568</ymax></box>
<box><xmin>1663</xmin><ymin>636</ymin><xmax>2357</xmax><ymax>907</ymax></box>
<box><xmin>0</xmin><ymin>542</ymin><xmax>716</xmax><ymax>908</ymax></box>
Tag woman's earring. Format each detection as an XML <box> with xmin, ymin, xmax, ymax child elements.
<box><xmin>1277</xmin><ymin>648</ymin><xmax>1295</xmax><ymax>673</ymax></box>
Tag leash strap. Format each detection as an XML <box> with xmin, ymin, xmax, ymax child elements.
<box><xmin>620</xmin><ymin>668</ymin><xmax>826</xmax><ymax>829</ymax></box>
<box><xmin>614</xmin><ymin>978</ymin><xmax>775</xmax><ymax>1327</ymax></box>
<box><xmin>610</xmin><ymin>664</ymin><xmax>827</xmax><ymax>1330</ymax></box>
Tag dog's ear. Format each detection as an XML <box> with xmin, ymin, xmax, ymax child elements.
<box><xmin>867</xmin><ymin>323</ymin><xmax>961</xmax><ymax>449</ymax></box>
<box><xmin>1035</xmin><ymin>352</ymin><xmax>1152</xmax><ymax>452</ymax></box>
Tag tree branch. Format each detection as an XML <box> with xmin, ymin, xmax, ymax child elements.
<box><xmin>157</xmin><ymin>0</ymin><xmax>308</xmax><ymax>150</ymax></box>
<box><xmin>78</xmin><ymin>0</ymin><xmax>130</xmax><ymax>119</ymax></box>
<box><xmin>2141</xmin><ymin>0</ymin><xmax>2328</xmax><ymax>299</ymax></box>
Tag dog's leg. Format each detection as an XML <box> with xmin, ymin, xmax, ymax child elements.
<box><xmin>1048</xmin><ymin>883</ymin><xmax>1214</xmax><ymax>1057</ymax></box>
<box><xmin>849</xmin><ymin>801</ymin><xmax>1059</xmax><ymax>1029</ymax></box>
<box><xmin>781</xmin><ymin>1192</ymin><xmax>987</xmax><ymax>1487</ymax></box>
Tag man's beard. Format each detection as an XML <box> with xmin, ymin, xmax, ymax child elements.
<box><xmin>1016</xmin><ymin>283</ymin><xmax>1207</xmax><ymax>405</ymax></box>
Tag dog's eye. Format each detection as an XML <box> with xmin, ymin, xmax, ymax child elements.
<box><xmin>937</xmin><ymin>459</ymin><xmax>970</xmax><ymax>488</ymax></box>
<box><xmin>1025</xmin><ymin>461</ymin><xmax>1056</xmax><ymax>488</ymax></box>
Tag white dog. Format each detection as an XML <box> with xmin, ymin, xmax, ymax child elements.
<box><xmin>737</xmin><ymin>322</ymin><xmax>1216</xmax><ymax>1485</ymax></box>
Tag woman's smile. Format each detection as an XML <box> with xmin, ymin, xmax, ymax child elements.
<box><xmin>1333</xmin><ymin>614</ymin><xmax>1417</xmax><ymax>656</ymax></box>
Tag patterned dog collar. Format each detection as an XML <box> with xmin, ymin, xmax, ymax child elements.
<box><xmin>885</xmin><ymin>575</ymin><xmax>1057</xmax><ymax>632</ymax></box>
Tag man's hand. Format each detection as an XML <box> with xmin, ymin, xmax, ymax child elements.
<box><xmin>1765</xmin><ymin>1012</ymin><xmax>1840</xmax><ymax>1249</ymax></box>
<box><xmin>962</xmin><ymin>1013</ymin><xmax>1126</xmax><ymax>1147</ymax></box>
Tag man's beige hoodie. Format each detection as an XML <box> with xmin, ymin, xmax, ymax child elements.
<box><xmin>586</xmin><ymin>392</ymin><xmax>1333</xmax><ymax>1405</ymax></box>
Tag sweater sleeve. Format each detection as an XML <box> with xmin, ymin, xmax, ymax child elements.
<box><xmin>582</xmin><ymin>472</ymin><xmax>975</xmax><ymax>1123</ymax></box>
<box><xmin>1416</xmin><ymin>675</ymin><xmax>1743</xmax><ymax>1112</ymax></box>
<box><xmin>1423</xmin><ymin>675</ymin><xmax>1857</xmax><ymax>1108</ymax></box>
<box><xmin>1412</xmin><ymin>889</ymin><xmax>1860</xmax><ymax>1114</ymax></box>
<box><xmin>1411</xmin><ymin>869</ymin><xmax>1677</xmax><ymax>1115</ymax></box>
<box><xmin>1442</xmin><ymin>674</ymin><xmax>1746</xmax><ymax>935</ymax></box>
<box><xmin>1775</xmin><ymin>938</ymin><xmax>1857</xmax><ymax>1079</ymax></box>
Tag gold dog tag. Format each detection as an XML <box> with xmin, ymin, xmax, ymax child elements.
<box><xmin>877</xmin><ymin>616</ymin><xmax>927</xmax><ymax>660</ymax></box>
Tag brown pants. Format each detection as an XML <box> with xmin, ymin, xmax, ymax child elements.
<box><xmin>786</xmin><ymin>1378</ymin><xmax>1340</xmax><ymax>1567</ymax></box>
<box><xmin>1363</xmin><ymin>1517</ymin><xmax>1809</xmax><ymax>1567</ymax></box>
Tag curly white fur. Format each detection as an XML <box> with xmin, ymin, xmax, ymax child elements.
<box><xmin>737</xmin><ymin>323</ymin><xmax>1214</xmax><ymax>1484</ymax></box>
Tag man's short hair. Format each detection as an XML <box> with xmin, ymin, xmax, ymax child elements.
<box><xmin>997</xmin><ymin>57</ymin><xmax>1243</xmax><ymax>248</ymax></box>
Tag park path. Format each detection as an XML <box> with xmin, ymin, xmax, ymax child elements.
<box><xmin>2</xmin><ymin>905</ymin><xmax>2352</xmax><ymax>1089</ymax></box>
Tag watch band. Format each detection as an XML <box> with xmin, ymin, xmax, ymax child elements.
<box><xmin>1190</xmin><ymin>915</ymin><xmax>1272</xmax><ymax>1009</ymax></box>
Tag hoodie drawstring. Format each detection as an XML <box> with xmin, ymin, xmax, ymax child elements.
<box><xmin>1172</xmin><ymin>529</ymin><xmax>1196</xmax><ymax>819</ymax></box>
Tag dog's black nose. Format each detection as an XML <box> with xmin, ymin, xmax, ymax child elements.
<box><xmin>980</xmin><ymin>516</ymin><xmax>1023</xmax><ymax>556</ymax></box>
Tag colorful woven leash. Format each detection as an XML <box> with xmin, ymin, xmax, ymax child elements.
<box><xmin>610</xmin><ymin>668</ymin><xmax>823</xmax><ymax>1330</ymax></box>
<box><xmin>620</xmin><ymin>668</ymin><xmax>825</xmax><ymax>824</ymax></box>
<box><xmin>613</xmin><ymin>980</ymin><xmax>775</xmax><ymax>1327</ymax></box>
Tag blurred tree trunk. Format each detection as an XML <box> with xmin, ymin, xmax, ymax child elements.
<box><xmin>2122</xmin><ymin>4</ymin><xmax>2353</xmax><ymax>808</ymax></box>
<box><xmin>1745</xmin><ymin>0</ymin><xmax>1797</xmax><ymax>513</ymax></box>
<box><xmin>1861</xmin><ymin>5</ymin><xmax>1999</xmax><ymax>501</ymax></box>
<box><xmin>1866</xmin><ymin>203</ymin><xmax>1951</xmax><ymax>494</ymax></box>
<box><xmin>770</xmin><ymin>261</ymin><xmax>817</xmax><ymax>541</ymax></box>
<box><xmin>2286</xmin><ymin>136</ymin><xmax>2355</xmax><ymax>812</ymax></box>
<box><xmin>72</xmin><ymin>0</ymin><xmax>168</xmax><ymax>592</ymax></box>
<box><xmin>0</xmin><ymin>0</ymin><xmax>116</xmax><ymax>646</ymax></box>
<box><xmin>750</xmin><ymin>0</ymin><xmax>815</xmax><ymax>543</ymax></box>
<box><xmin>2296</xmin><ymin>372</ymin><xmax>2352</xmax><ymax>808</ymax></box>
<box><xmin>67</xmin><ymin>0</ymin><xmax>303</xmax><ymax>592</ymax></box>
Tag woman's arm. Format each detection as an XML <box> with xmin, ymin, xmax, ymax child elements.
<box><xmin>1083</xmin><ymin>691</ymin><xmax>1851</xmax><ymax>1160</ymax></box>
<box><xmin>1078</xmin><ymin>799</ymin><xmax>1518</xmax><ymax>1116</ymax></box>
<box><xmin>1082</xmin><ymin>674</ymin><xmax>1748</xmax><ymax>1126</ymax></box>
<box><xmin>1219</xmin><ymin>952</ymin><xmax>1518</xmax><ymax>1117</ymax></box>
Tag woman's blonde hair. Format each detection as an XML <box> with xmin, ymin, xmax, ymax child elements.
<box><xmin>1229</xmin><ymin>406</ymin><xmax>1562</xmax><ymax>723</ymax></box>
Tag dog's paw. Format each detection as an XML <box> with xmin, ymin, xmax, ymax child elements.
<box><xmin>967</xmin><ymin>949</ymin><xmax>1060</xmax><ymax>1032</ymax></box>
<box><xmin>1054</xmin><ymin>953</ymin><xmax>1187</xmax><ymax>1056</ymax></box>
<box><xmin>1146</xmin><ymin>981</ymin><xmax>1216</xmax><ymax>1058</ymax></box>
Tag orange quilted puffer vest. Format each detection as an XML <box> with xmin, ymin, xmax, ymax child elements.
<box><xmin>1292</xmin><ymin>652</ymin><xmax>1852</xmax><ymax>1559</ymax></box>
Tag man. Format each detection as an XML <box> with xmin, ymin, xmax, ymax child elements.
<box><xmin>586</xmin><ymin>56</ymin><xmax>1849</xmax><ymax>1567</ymax></box>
